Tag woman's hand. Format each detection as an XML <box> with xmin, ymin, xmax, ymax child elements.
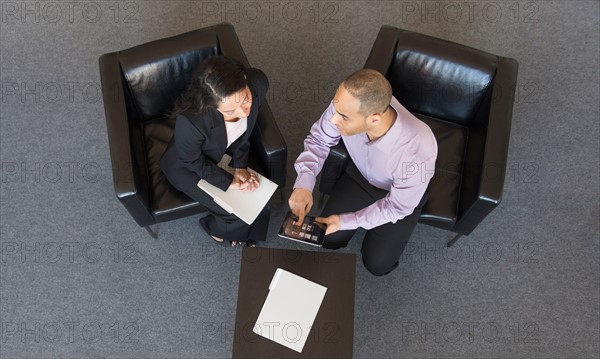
<box><xmin>239</xmin><ymin>172</ymin><xmax>259</xmax><ymax>192</ymax></box>
<box><xmin>234</xmin><ymin>168</ymin><xmax>252</xmax><ymax>183</ymax></box>
<box><xmin>230</xmin><ymin>169</ymin><xmax>260</xmax><ymax>192</ymax></box>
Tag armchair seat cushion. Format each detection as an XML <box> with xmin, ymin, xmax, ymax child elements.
<box><xmin>416</xmin><ymin>114</ymin><xmax>468</xmax><ymax>229</ymax></box>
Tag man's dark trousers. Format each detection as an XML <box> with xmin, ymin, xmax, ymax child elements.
<box><xmin>321</xmin><ymin>161</ymin><xmax>427</xmax><ymax>276</ymax></box>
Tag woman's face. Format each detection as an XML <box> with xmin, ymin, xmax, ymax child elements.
<box><xmin>216</xmin><ymin>86</ymin><xmax>252</xmax><ymax>122</ymax></box>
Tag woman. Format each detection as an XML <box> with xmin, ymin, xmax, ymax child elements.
<box><xmin>160</xmin><ymin>55</ymin><xmax>270</xmax><ymax>247</ymax></box>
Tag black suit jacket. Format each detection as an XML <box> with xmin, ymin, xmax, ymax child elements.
<box><xmin>160</xmin><ymin>68</ymin><xmax>269</xmax><ymax>192</ymax></box>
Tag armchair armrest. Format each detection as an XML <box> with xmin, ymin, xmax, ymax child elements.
<box><xmin>99</xmin><ymin>53</ymin><xmax>154</xmax><ymax>227</ymax></box>
<box><xmin>318</xmin><ymin>140</ymin><xmax>350</xmax><ymax>195</ymax></box>
<box><xmin>216</xmin><ymin>23</ymin><xmax>251</xmax><ymax>67</ymax></box>
<box><xmin>363</xmin><ymin>25</ymin><xmax>399</xmax><ymax>73</ymax></box>
<box><xmin>216</xmin><ymin>23</ymin><xmax>288</xmax><ymax>189</ymax></box>
<box><xmin>249</xmin><ymin>102</ymin><xmax>287</xmax><ymax>188</ymax></box>
<box><xmin>454</xmin><ymin>57</ymin><xmax>518</xmax><ymax>235</ymax></box>
<box><xmin>479</xmin><ymin>57</ymin><xmax>519</xmax><ymax>201</ymax></box>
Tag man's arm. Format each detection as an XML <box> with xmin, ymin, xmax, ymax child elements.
<box><xmin>321</xmin><ymin>155</ymin><xmax>437</xmax><ymax>232</ymax></box>
<box><xmin>293</xmin><ymin>102</ymin><xmax>341</xmax><ymax>191</ymax></box>
<box><xmin>290</xmin><ymin>102</ymin><xmax>341</xmax><ymax>222</ymax></box>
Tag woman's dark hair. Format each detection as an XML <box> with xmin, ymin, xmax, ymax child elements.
<box><xmin>170</xmin><ymin>55</ymin><xmax>247</xmax><ymax>118</ymax></box>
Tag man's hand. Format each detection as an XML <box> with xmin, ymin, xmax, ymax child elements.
<box><xmin>288</xmin><ymin>188</ymin><xmax>313</xmax><ymax>224</ymax></box>
<box><xmin>315</xmin><ymin>215</ymin><xmax>341</xmax><ymax>235</ymax></box>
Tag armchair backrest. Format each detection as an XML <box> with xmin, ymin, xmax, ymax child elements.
<box><xmin>115</xmin><ymin>23</ymin><xmax>256</xmax><ymax>122</ymax></box>
<box><xmin>385</xmin><ymin>29</ymin><xmax>498</xmax><ymax>126</ymax></box>
<box><xmin>115</xmin><ymin>27</ymin><xmax>234</xmax><ymax>123</ymax></box>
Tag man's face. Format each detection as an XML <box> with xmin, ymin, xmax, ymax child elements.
<box><xmin>330</xmin><ymin>85</ymin><xmax>368</xmax><ymax>136</ymax></box>
<box><xmin>217</xmin><ymin>86</ymin><xmax>252</xmax><ymax>122</ymax></box>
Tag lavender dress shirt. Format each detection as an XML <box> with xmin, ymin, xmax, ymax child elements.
<box><xmin>293</xmin><ymin>96</ymin><xmax>438</xmax><ymax>231</ymax></box>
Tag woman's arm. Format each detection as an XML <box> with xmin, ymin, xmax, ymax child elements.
<box><xmin>173</xmin><ymin>114</ymin><xmax>233</xmax><ymax>191</ymax></box>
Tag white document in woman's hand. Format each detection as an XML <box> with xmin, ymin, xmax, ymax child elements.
<box><xmin>197</xmin><ymin>154</ymin><xmax>278</xmax><ymax>224</ymax></box>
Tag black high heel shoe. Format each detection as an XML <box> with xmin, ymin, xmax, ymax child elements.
<box><xmin>199</xmin><ymin>218</ymin><xmax>236</xmax><ymax>247</ymax></box>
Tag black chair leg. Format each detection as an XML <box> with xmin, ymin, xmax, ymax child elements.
<box><xmin>447</xmin><ymin>233</ymin><xmax>463</xmax><ymax>247</ymax></box>
<box><xmin>144</xmin><ymin>224</ymin><xmax>159</xmax><ymax>239</ymax></box>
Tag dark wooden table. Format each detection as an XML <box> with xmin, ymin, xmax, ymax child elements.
<box><xmin>232</xmin><ymin>247</ymin><xmax>356</xmax><ymax>358</ymax></box>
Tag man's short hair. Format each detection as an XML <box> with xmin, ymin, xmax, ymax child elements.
<box><xmin>342</xmin><ymin>69</ymin><xmax>392</xmax><ymax>117</ymax></box>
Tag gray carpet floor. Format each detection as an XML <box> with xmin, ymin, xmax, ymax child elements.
<box><xmin>1</xmin><ymin>1</ymin><xmax>598</xmax><ymax>358</ymax></box>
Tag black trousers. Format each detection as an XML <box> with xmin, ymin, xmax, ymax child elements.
<box><xmin>321</xmin><ymin>162</ymin><xmax>427</xmax><ymax>276</ymax></box>
<box><xmin>180</xmin><ymin>183</ymin><xmax>270</xmax><ymax>243</ymax></box>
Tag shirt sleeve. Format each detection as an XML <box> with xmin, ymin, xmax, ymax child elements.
<box><xmin>338</xmin><ymin>154</ymin><xmax>437</xmax><ymax>231</ymax></box>
<box><xmin>293</xmin><ymin>102</ymin><xmax>341</xmax><ymax>192</ymax></box>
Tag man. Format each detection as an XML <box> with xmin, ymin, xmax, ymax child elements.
<box><xmin>289</xmin><ymin>69</ymin><xmax>438</xmax><ymax>276</ymax></box>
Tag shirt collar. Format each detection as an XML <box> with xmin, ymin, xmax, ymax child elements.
<box><xmin>367</xmin><ymin>98</ymin><xmax>403</xmax><ymax>149</ymax></box>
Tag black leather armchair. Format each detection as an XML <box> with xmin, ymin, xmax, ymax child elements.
<box><xmin>99</xmin><ymin>23</ymin><xmax>287</xmax><ymax>238</ymax></box>
<box><xmin>319</xmin><ymin>26</ymin><xmax>518</xmax><ymax>246</ymax></box>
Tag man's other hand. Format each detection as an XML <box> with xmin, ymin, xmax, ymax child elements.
<box><xmin>315</xmin><ymin>215</ymin><xmax>341</xmax><ymax>235</ymax></box>
<box><xmin>289</xmin><ymin>188</ymin><xmax>313</xmax><ymax>224</ymax></box>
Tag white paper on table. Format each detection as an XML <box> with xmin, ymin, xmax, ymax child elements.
<box><xmin>253</xmin><ymin>268</ymin><xmax>327</xmax><ymax>353</ymax></box>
